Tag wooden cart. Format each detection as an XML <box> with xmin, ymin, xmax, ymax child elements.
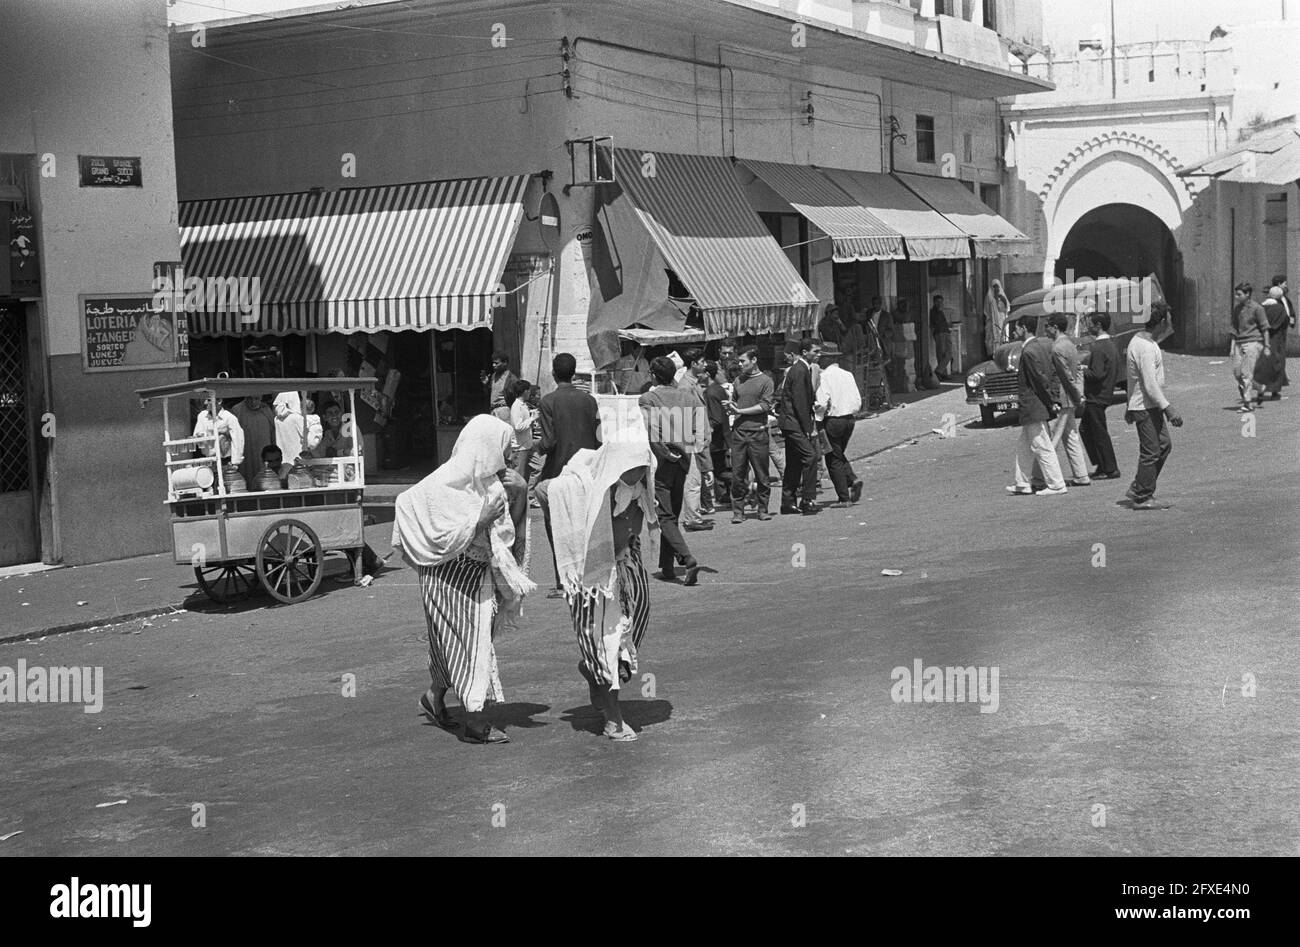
<box><xmin>135</xmin><ymin>376</ymin><xmax>378</xmax><ymax>605</ymax></box>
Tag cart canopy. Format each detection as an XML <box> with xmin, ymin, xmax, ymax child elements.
<box><xmin>136</xmin><ymin>376</ymin><xmax>378</xmax><ymax>402</ymax></box>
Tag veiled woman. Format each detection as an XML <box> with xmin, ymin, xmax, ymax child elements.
<box><xmin>549</xmin><ymin>410</ymin><xmax>658</xmax><ymax>742</ymax></box>
<box><xmin>392</xmin><ymin>415</ymin><xmax>534</xmax><ymax>744</ymax></box>
<box><xmin>984</xmin><ymin>278</ymin><xmax>1011</xmax><ymax>358</ymax></box>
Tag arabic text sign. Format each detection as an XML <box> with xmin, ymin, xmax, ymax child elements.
<box><xmin>78</xmin><ymin>155</ymin><xmax>143</xmax><ymax>188</ymax></box>
<box><xmin>81</xmin><ymin>295</ymin><xmax>188</xmax><ymax>373</ymax></box>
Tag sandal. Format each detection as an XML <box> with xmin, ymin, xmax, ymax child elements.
<box><xmin>603</xmin><ymin>721</ymin><xmax>638</xmax><ymax>742</ymax></box>
<box><xmin>418</xmin><ymin>692</ymin><xmax>457</xmax><ymax>731</ymax></box>
<box><xmin>461</xmin><ymin>724</ymin><xmax>510</xmax><ymax>744</ymax></box>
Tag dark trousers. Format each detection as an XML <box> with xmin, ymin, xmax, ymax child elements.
<box><xmin>1079</xmin><ymin>401</ymin><xmax>1119</xmax><ymax>475</ymax></box>
<box><xmin>780</xmin><ymin>428</ymin><xmax>818</xmax><ymax>508</ymax></box>
<box><xmin>730</xmin><ymin>425</ymin><xmax>771</xmax><ymax>510</ymax></box>
<box><xmin>822</xmin><ymin>416</ymin><xmax>857</xmax><ymax>500</ymax></box>
<box><xmin>1129</xmin><ymin>408</ymin><xmax>1171</xmax><ymax>503</ymax></box>
<box><xmin>710</xmin><ymin>425</ymin><xmax>731</xmax><ymax>502</ymax></box>
<box><xmin>654</xmin><ymin>460</ymin><xmax>693</xmax><ymax>573</ymax></box>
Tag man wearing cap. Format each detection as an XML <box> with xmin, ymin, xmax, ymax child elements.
<box><xmin>814</xmin><ymin>342</ymin><xmax>864</xmax><ymax>506</ymax></box>
<box><xmin>776</xmin><ymin>338</ymin><xmax>820</xmax><ymax>515</ymax></box>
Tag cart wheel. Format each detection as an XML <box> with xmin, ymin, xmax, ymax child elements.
<box><xmin>195</xmin><ymin>560</ymin><xmax>258</xmax><ymax>604</ymax></box>
<box><xmin>256</xmin><ymin>519</ymin><xmax>323</xmax><ymax>604</ymax></box>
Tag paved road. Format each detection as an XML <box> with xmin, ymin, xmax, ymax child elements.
<box><xmin>1</xmin><ymin>354</ymin><xmax>1295</xmax><ymax>856</ymax></box>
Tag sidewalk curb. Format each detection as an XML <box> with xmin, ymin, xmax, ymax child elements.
<box><xmin>0</xmin><ymin>604</ymin><xmax>188</xmax><ymax>646</ymax></box>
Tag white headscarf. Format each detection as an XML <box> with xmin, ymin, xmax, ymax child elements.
<box><xmin>392</xmin><ymin>415</ymin><xmax>513</xmax><ymax>567</ymax></box>
<box><xmin>273</xmin><ymin>391</ymin><xmax>305</xmax><ymax>459</ymax></box>
<box><xmin>549</xmin><ymin>409</ymin><xmax>657</xmax><ymax>597</ymax></box>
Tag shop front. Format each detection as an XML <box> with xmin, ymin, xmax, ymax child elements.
<box><xmin>180</xmin><ymin>173</ymin><xmax>540</xmax><ymax>480</ymax></box>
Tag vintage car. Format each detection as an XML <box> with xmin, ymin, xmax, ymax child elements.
<box><xmin>965</xmin><ymin>276</ymin><xmax>1171</xmax><ymax>426</ymax></box>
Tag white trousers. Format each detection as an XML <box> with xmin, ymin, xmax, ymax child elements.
<box><xmin>1049</xmin><ymin>411</ymin><xmax>1091</xmax><ymax>480</ymax></box>
<box><xmin>1014</xmin><ymin>421</ymin><xmax>1065</xmax><ymax>491</ymax></box>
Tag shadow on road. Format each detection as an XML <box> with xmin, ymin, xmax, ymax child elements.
<box><xmin>484</xmin><ymin>701</ymin><xmax>552</xmax><ymax>731</ymax></box>
<box><xmin>559</xmin><ymin>698</ymin><xmax>674</xmax><ymax>735</ymax></box>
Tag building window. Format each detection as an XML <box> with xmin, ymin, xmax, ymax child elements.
<box><xmin>982</xmin><ymin>0</ymin><xmax>997</xmax><ymax>31</ymax></box>
<box><xmin>916</xmin><ymin>115</ymin><xmax>936</xmax><ymax>163</ymax></box>
<box><xmin>963</xmin><ymin>131</ymin><xmax>973</xmax><ymax>163</ymax></box>
<box><xmin>980</xmin><ymin>184</ymin><xmax>1001</xmax><ymax>212</ymax></box>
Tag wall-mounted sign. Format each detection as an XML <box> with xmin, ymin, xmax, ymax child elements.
<box><xmin>8</xmin><ymin>210</ymin><xmax>39</xmax><ymax>294</ymax></box>
<box><xmin>78</xmin><ymin>155</ymin><xmax>143</xmax><ymax>188</ymax></box>
<box><xmin>81</xmin><ymin>294</ymin><xmax>188</xmax><ymax>372</ymax></box>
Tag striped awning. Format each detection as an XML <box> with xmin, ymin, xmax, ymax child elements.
<box><xmin>611</xmin><ymin>148</ymin><xmax>819</xmax><ymax>338</ymax></box>
<box><xmin>817</xmin><ymin>167</ymin><xmax>970</xmax><ymax>261</ymax></box>
<box><xmin>738</xmin><ymin>159</ymin><xmax>906</xmax><ymax>262</ymax></box>
<box><xmin>178</xmin><ymin>175</ymin><xmax>530</xmax><ymax>335</ymax></box>
<box><xmin>894</xmin><ymin>173</ymin><xmax>1031</xmax><ymax>258</ymax></box>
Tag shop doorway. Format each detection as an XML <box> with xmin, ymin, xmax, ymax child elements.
<box><xmin>0</xmin><ymin>300</ymin><xmax>38</xmax><ymax>566</ymax></box>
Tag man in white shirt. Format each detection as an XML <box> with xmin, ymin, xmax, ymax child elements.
<box><xmin>814</xmin><ymin>343</ymin><xmax>864</xmax><ymax>506</ymax></box>
<box><xmin>192</xmin><ymin>401</ymin><xmax>245</xmax><ymax>481</ymax></box>
<box><xmin>1125</xmin><ymin>301</ymin><xmax>1184</xmax><ymax>509</ymax></box>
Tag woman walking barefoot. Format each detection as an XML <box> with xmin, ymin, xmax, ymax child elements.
<box><xmin>549</xmin><ymin>414</ymin><xmax>658</xmax><ymax>742</ymax></box>
<box><xmin>392</xmin><ymin>416</ymin><xmax>534</xmax><ymax>745</ymax></box>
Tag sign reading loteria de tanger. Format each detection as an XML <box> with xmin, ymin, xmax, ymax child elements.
<box><xmin>81</xmin><ymin>294</ymin><xmax>188</xmax><ymax>373</ymax></box>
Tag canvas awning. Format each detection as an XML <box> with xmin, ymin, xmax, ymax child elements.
<box><xmin>894</xmin><ymin>172</ymin><xmax>1032</xmax><ymax>257</ymax></box>
<box><xmin>816</xmin><ymin>167</ymin><xmax>970</xmax><ymax>260</ymax></box>
<box><xmin>737</xmin><ymin>159</ymin><xmax>906</xmax><ymax>261</ymax></box>
<box><xmin>178</xmin><ymin>175</ymin><xmax>531</xmax><ymax>335</ymax></box>
<box><xmin>1176</xmin><ymin>127</ymin><xmax>1300</xmax><ymax>186</ymax></box>
<box><xmin>609</xmin><ymin>148</ymin><xmax>819</xmax><ymax>338</ymax></box>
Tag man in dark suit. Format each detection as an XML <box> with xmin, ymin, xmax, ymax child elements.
<box><xmin>1080</xmin><ymin>311</ymin><xmax>1121</xmax><ymax>479</ymax></box>
<box><xmin>777</xmin><ymin>338</ymin><xmax>820</xmax><ymax>515</ymax></box>
<box><xmin>534</xmin><ymin>352</ymin><xmax>601</xmax><ymax>594</ymax></box>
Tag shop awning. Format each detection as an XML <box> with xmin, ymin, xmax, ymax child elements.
<box><xmin>894</xmin><ymin>173</ymin><xmax>1032</xmax><ymax>257</ymax></box>
<box><xmin>737</xmin><ymin>159</ymin><xmax>906</xmax><ymax>262</ymax></box>
<box><xmin>816</xmin><ymin>167</ymin><xmax>970</xmax><ymax>261</ymax></box>
<box><xmin>178</xmin><ymin>175</ymin><xmax>531</xmax><ymax>336</ymax></box>
<box><xmin>1176</xmin><ymin>127</ymin><xmax>1300</xmax><ymax>186</ymax></box>
<box><xmin>610</xmin><ymin>148</ymin><xmax>819</xmax><ymax>338</ymax></box>
<box><xmin>617</xmin><ymin>327</ymin><xmax>707</xmax><ymax>346</ymax></box>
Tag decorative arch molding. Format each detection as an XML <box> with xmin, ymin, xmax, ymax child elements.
<box><xmin>1037</xmin><ymin>129</ymin><xmax>1198</xmax><ymax>211</ymax></box>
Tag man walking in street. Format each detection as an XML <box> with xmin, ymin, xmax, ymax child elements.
<box><xmin>1230</xmin><ymin>282</ymin><xmax>1270</xmax><ymax>412</ymax></box>
<box><xmin>1125</xmin><ymin>301</ymin><xmax>1183</xmax><ymax>509</ymax></box>
<box><xmin>1006</xmin><ymin>315</ymin><xmax>1068</xmax><ymax>497</ymax></box>
<box><xmin>640</xmin><ymin>356</ymin><xmax>704</xmax><ymax>584</ymax></box>
<box><xmin>536</xmin><ymin>353</ymin><xmax>601</xmax><ymax>596</ymax></box>
<box><xmin>1079</xmin><ymin>312</ymin><xmax>1121</xmax><ymax>479</ymax></box>
<box><xmin>1046</xmin><ymin>312</ymin><xmax>1092</xmax><ymax>487</ymax></box>
<box><xmin>777</xmin><ymin>338</ymin><xmax>821</xmax><ymax>515</ymax></box>
<box><xmin>814</xmin><ymin>342</ymin><xmax>864</xmax><ymax>507</ymax></box>
<box><xmin>725</xmin><ymin>346</ymin><xmax>774</xmax><ymax>523</ymax></box>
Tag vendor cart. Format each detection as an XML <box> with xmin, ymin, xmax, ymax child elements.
<box><xmin>135</xmin><ymin>376</ymin><xmax>378</xmax><ymax>605</ymax></box>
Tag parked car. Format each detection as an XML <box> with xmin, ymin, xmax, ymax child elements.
<box><xmin>964</xmin><ymin>276</ymin><xmax>1171</xmax><ymax>426</ymax></box>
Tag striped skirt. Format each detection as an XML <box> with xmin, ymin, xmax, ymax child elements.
<box><xmin>417</xmin><ymin>555</ymin><xmax>503</xmax><ymax>713</ymax></box>
<box><xmin>570</xmin><ymin>536</ymin><xmax>650</xmax><ymax>689</ymax></box>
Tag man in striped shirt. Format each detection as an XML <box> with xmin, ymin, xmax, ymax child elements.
<box><xmin>1124</xmin><ymin>301</ymin><xmax>1183</xmax><ymax>509</ymax></box>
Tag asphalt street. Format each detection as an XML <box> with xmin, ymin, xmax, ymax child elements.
<box><xmin>1</xmin><ymin>354</ymin><xmax>1296</xmax><ymax>856</ymax></box>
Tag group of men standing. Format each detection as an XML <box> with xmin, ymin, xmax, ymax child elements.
<box><xmin>1009</xmin><ymin>302</ymin><xmax>1182</xmax><ymax>509</ymax></box>
<box><xmin>1230</xmin><ymin>276</ymin><xmax>1293</xmax><ymax>411</ymax></box>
